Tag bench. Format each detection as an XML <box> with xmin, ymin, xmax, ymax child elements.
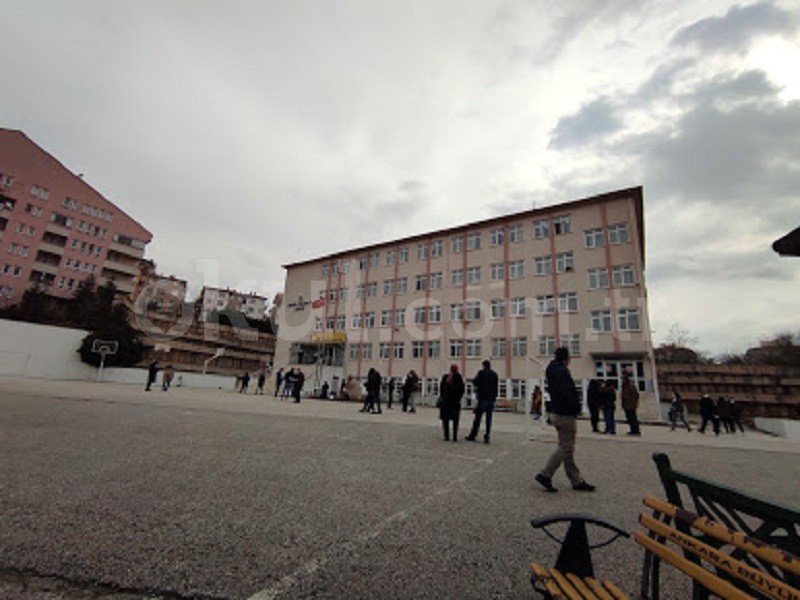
<box><xmin>529</xmin><ymin>453</ymin><xmax>800</xmax><ymax>599</ymax></box>
<box><xmin>495</xmin><ymin>399</ymin><xmax>516</xmax><ymax>411</ymax></box>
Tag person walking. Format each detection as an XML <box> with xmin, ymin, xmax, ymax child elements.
<box><xmin>256</xmin><ymin>370</ymin><xmax>266</xmax><ymax>394</ymax></box>
<box><xmin>386</xmin><ymin>377</ymin><xmax>396</xmax><ymax>410</ymax></box>
<box><xmin>586</xmin><ymin>379</ymin><xmax>602</xmax><ymax>433</ymax></box>
<box><xmin>601</xmin><ymin>379</ymin><xmax>617</xmax><ymax>434</ymax></box>
<box><xmin>362</xmin><ymin>367</ymin><xmax>382</xmax><ymax>414</ymax></box>
<box><xmin>531</xmin><ymin>385</ymin><xmax>543</xmax><ymax>419</ymax></box>
<box><xmin>534</xmin><ymin>347</ymin><xmax>595</xmax><ymax>493</ymax></box>
<box><xmin>401</xmin><ymin>370</ymin><xmax>420</xmax><ymax>413</ymax></box>
<box><xmin>438</xmin><ymin>365</ymin><xmax>465</xmax><ymax>442</ymax></box>
<box><xmin>729</xmin><ymin>399</ymin><xmax>745</xmax><ymax>433</ymax></box>
<box><xmin>240</xmin><ymin>371</ymin><xmax>251</xmax><ymax>394</ymax></box>
<box><xmin>698</xmin><ymin>394</ymin><xmax>719</xmax><ymax>435</ymax></box>
<box><xmin>274</xmin><ymin>368</ymin><xmax>284</xmax><ymax>397</ymax></box>
<box><xmin>282</xmin><ymin>368</ymin><xmax>294</xmax><ymax>399</ymax></box>
<box><xmin>465</xmin><ymin>360</ymin><xmax>499</xmax><ymax>444</ymax></box>
<box><xmin>292</xmin><ymin>369</ymin><xmax>304</xmax><ymax>403</ymax></box>
<box><xmin>669</xmin><ymin>392</ymin><xmax>691</xmax><ymax>431</ymax></box>
<box><xmin>716</xmin><ymin>396</ymin><xmax>733</xmax><ymax>433</ymax></box>
<box><xmin>145</xmin><ymin>360</ymin><xmax>159</xmax><ymax>392</ymax></box>
<box><xmin>621</xmin><ymin>377</ymin><xmax>641</xmax><ymax>436</ymax></box>
<box><xmin>161</xmin><ymin>365</ymin><xmax>174</xmax><ymax>391</ymax></box>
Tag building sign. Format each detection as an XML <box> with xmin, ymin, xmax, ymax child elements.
<box><xmin>311</xmin><ymin>331</ymin><xmax>347</xmax><ymax>344</ymax></box>
<box><xmin>287</xmin><ymin>295</ymin><xmax>310</xmax><ymax>311</ymax></box>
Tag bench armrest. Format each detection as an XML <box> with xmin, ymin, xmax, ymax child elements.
<box><xmin>530</xmin><ymin>514</ymin><xmax>629</xmax><ymax>578</ymax></box>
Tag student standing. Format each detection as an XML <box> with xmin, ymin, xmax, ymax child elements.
<box><xmin>465</xmin><ymin>360</ymin><xmax>499</xmax><ymax>444</ymax></box>
<box><xmin>438</xmin><ymin>365</ymin><xmax>465</xmax><ymax>442</ymax></box>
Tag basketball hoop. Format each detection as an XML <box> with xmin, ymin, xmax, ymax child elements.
<box><xmin>91</xmin><ymin>339</ymin><xmax>118</xmax><ymax>381</ymax></box>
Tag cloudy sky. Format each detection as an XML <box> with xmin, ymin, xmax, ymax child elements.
<box><xmin>3</xmin><ymin>0</ymin><xmax>798</xmax><ymax>356</ymax></box>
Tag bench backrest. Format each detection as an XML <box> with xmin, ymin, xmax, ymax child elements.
<box><xmin>652</xmin><ymin>452</ymin><xmax>800</xmax><ymax>593</ymax></box>
<box><xmin>638</xmin><ymin>495</ymin><xmax>800</xmax><ymax>600</ymax></box>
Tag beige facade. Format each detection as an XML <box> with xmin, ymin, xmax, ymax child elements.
<box><xmin>276</xmin><ymin>187</ymin><xmax>659</xmax><ymax>417</ymax></box>
<box><xmin>197</xmin><ymin>286</ymin><xmax>269</xmax><ymax>323</ymax></box>
<box><xmin>0</xmin><ymin>129</ymin><xmax>152</xmax><ymax>303</ymax></box>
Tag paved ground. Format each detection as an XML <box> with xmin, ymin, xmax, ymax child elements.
<box><xmin>1</xmin><ymin>376</ymin><xmax>798</xmax><ymax>599</ymax></box>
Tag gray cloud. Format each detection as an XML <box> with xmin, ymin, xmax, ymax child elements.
<box><xmin>549</xmin><ymin>98</ymin><xmax>623</xmax><ymax>149</ymax></box>
<box><xmin>671</xmin><ymin>1</ymin><xmax>795</xmax><ymax>54</ymax></box>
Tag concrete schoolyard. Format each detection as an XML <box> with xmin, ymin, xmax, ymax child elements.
<box><xmin>1</xmin><ymin>376</ymin><xmax>798</xmax><ymax>599</ymax></box>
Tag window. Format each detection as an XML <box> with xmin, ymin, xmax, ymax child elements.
<box><xmin>534</xmin><ymin>256</ymin><xmax>552</xmax><ymax>276</ymax></box>
<box><xmin>585</xmin><ymin>228</ymin><xmax>605</xmax><ymax>248</ymax></box>
<box><xmin>465</xmin><ymin>339</ymin><xmax>482</xmax><ymax>358</ymax></box>
<box><xmin>558</xmin><ymin>292</ymin><xmax>578</xmax><ymax>312</ymax></box>
<box><xmin>508</xmin><ymin>224</ymin><xmax>523</xmax><ymax>243</ymax></box>
<box><xmin>539</xmin><ymin>336</ymin><xmax>556</xmax><ymax>356</ymax></box>
<box><xmin>430</xmin><ymin>240</ymin><xmax>443</xmax><ymax>258</ymax></box>
<box><xmin>362</xmin><ymin>344</ymin><xmax>373</xmax><ymax>360</ymax></box>
<box><xmin>608</xmin><ymin>223</ymin><xmax>629</xmax><ymax>245</ymax></box>
<box><xmin>490</xmin><ymin>299</ymin><xmax>505</xmax><ymax>319</ymax></box>
<box><xmin>399</xmin><ymin>247</ymin><xmax>409</xmax><ymax>263</ymax></box>
<box><xmin>392</xmin><ymin>342</ymin><xmax>404</xmax><ymax>359</ymax></box>
<box><xmin>560</xmin><ymin>334</ymin><xmax>580</xmax><ymax>356</ymax></box>
<box><xmin>450</xmin><ymin>303</ymin><xmax>464</xmax><ymax>321</ymax></box>
<box><xmin>451</xmin><ymin>269</ymin><xmax>463</xmax><ymax>287</ymax></box>
<box><xmin>321</xmin><ymin>264</ymin><xmax>329</xmax><ymax>277</ymax></box>
<box><xmin>536</xmin><ymin>295</ymin><xmax>555</xmax><ymax>315</ymax></box>
<box><xmin>618</xmin><ymin>308</ymin><xmax>640</xmax><ymax>331</ymax></box>
<box><xmin>364</xmin><ymin>312</ymin><xmax>375</xmax><ymax>328</ymax></box>
<box><xmin>355</xmin><ymin>284</ymin><xmax>365</xmax><ymax>299</ymax></box>
<box><xmin>326</xmin><ymin>317</ymin><xmax>335</xmax><ymax>330</ymax></box>
<box><xmin>553</xmin><ymin>215</ymin><xmax>571</xmax><ymax>235</ymax></box>
<box><xmin>508</xmin><ymin>260</ymin><xmax>524</xmax><ymax>279</ymax></box>
<box><xmin>591</xmin><ymin>310</ymin><xmax>612</xmax><ymax>332</ymax></box>
<box><xmin>511</xmin><ymin>337</ymin><xmax>528</xmax><ymax>357</ymax></box>
<box><xmin>417</xmin><ymin>243</ymin><xmax>428</xmax><ymax>261</ymax></box>
<box><xmin>336</xmin><ymin>315</ymin><xmax>346</xmax><ymax>330</ymax></box>
<box><xmin>381</xmin><ymin>310</ymin><xmax>393</xmax><ymax>327</ymax></box>
<box><xmin>396</xmin><ymin>277</ymin><xmax>407</xmax><ymax>294</ymax></box>
<box><xmin>533</xmin><ymin>218</ymin><xmax>549</xmax><ymax>239</ymax></box>
<box><xmin>349</xmin><ymin>344</ymin><xmax>360</xmax><ymax>360</ymax></box>
<box><xmin>510</xmin><ymin>297</ymin><xmax>527</xmax><ymax>317</ymax></box>
<box><xmin>383</xmin><ymin>279</ymin><xmax>394</xmax><ymax>296</ymax></box>
<box><xmin>341</xmin><ymin>260</ymin><xmax>352</xmax><ymax>274</ymax></box>
<box><xmin>427</xmin><ymin>340</ymin><xmax>441</xmax><ymax>358</ymax></box>
<box><xmin>395</xmin><ymin>309</ymin><xmax>405</xmax><ymax>326</ymax></box>
<box><xmin>451</xmin><ymin>236</ymin><xmax>463</xmax><ymax>254</ymax></box>
<box><xmin>379</xmin><ymin>343</ymin><xmax>390</xmax><ymax>360</ymax></box>
<box><xmin>465</xmin><ymin>300</ymin><xmax>481</xmax><ymax>321</ymax></box>
<box><xmin>556</xmin><ymin>251</ymin><xmax>574</xmax><ymax>273</ymax></box>
<box><xmin>24</xmin><ymin>203</ymin><xmax>43</xmax><ymax>217</ymax></box>
<box><xmin>428</xmin><ymin>304</ymin><xmax>442</xmax><ymax>323</ymax></box>
<box><xmin>351</xmin><ymin>313</ymin><xmax>362</xmax><ymax>329</ymax></box>
<box><xmin>358</xmin><ymin>257</ymin><xmax>368</xmax><ymax>271</ymax></box>
<box><xmin>414</xmin><ymin>307</ymin><xmax>426</xmax><ymax>324</ymax></box>
<box><xmin>490</xmin><ymin>228</ymin><xmax>504</xmax><ymax>246</ymax></box>
<box><xmin>50</xmin><ymin>212</ymin><xmax>72</xmax><ymax>228</ymax></box>
<box><xmin>429</xmin><ymin>272</ymin><xmax>442</xmax><ymax>289</ymax></box>
<box><xmin>491</xmin><ymin>338</ymin><xmax>507</xmax><ymax>358</ymax></box>
<box><xmin>339</xmin><ymin>287</ymin><xmax>349</xmax><ymax>300</ymax></box>
<box><xmin>414</xmin><ymin>274</ymin><xmax>427</xmax><ymax>292</ymax></box>
<box><xmin>467</xmin><ymin>233</ymin><xmax>481</xmax><ymax>251</ymax></box>
<box><xmin>588</xmin><ymin>267</ymin><xmax>609</xmax><ymax>290</ymax></box>
<box><xmin>367</xmin><ymin>281</ymin><xmax>377</xmax><ymax>297</ymax></box>
<box><xmin>412</xmin><ymin>341</ymin><xmax>425</xmax><ymax>358</ymax></box>
<box><xmin>30</xmin><ymin>185</ymin><xmax>49</xmax><ymax>201</ymax></box>
<box><xmin>9</xmin><ymin>243</ymin><xmax>29</xmax><ymax>257</ymax></box>
<box><xmin>490</xmin><ymin>262</ymin><xmax>504</xmax><ymax>281</ymax></box>
<box><xmin>612</xmin><ymin>264</ymin><xmax>635</xmax><ymax>287</ymax></box>
<box><xmin>511</xmin><ymin>379</ymin><xmax>527</xmax><ymax>400</ymax></box>
<box><xmin>467</xmin><ymin>266</ymin><xmax>480</xmax><ymax>285</ymax></box>
<box><xmin>449</xmin><ymin>339</ymin><xmax>462</xmax><ymax>358</ymax></box>
<box><xmin>370</xmin><ymin>252</ymin><xmax>379</xmax><ymax>267</ymax></box>
<box><xmin>385</xmin><ymin>249</ymin><xmax>395</xmax><ymax>265</ymax></box>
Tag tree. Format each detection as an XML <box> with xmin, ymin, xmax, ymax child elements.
<box><xmin>744</xmin><ymin>332</ymin><xmax>800</xmax><ymax>369</ymax></box>
<box><xmin>76</xmin><ymin>280</ymin><xmax>143</xmax><ymax>367</ymax></box>
<box><xmin>654</xmin><ymin>344</ymin><xmax>702</xmax><ymax>364</ymax></box>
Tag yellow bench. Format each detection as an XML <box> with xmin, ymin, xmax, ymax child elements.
<box><xmin>530</xmin><ymin>496</ymin><xmax>800</xmax><ymax>599</ymax></box>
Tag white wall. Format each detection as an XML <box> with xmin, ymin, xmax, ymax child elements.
<box><xmin>754</xmin><ymin>418</ymin><xmax>800</xmax><ymax>439</ymax></box>
<box><xmin>0</xmin><ymin>319</ymin><xmax>237</xmax><ymax>390</ymax></box>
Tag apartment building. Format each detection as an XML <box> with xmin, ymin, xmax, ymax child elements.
<box><xmin>196</xmin><ymin>286</ymin><xmax>269</xmax><ymax>323</ymax></box>
<box><xmin>0</xmin><ymin>129</ymin><xmax>151</xmax><ymax>304</ymax></box>
<box><xmin>275</xmin><ymin>187</ymin><xmax>659</xmax><ymax>417</ymax></box>
<box><xmin>130</xmin><ymin>259</ymin><xmax>187</xmax><ymax>316</ymax></box>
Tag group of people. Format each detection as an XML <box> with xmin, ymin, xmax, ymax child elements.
<box><xmin>585</xmin><ymin>377</ymin><xmax>641</xmax><ymax>435</ymax></box>
<box><xmin>698</xmin><ymin>394</ymin><xmax>745</xmax><ymax>435</ymax></box>
<box><xmin>436</xmin><ymin>359</ymin><xmax>499</xmax><ymax>443</ymax></box>
<box><xmin>145</xmin><ymin>361</ymin><xmax>175</xmax><ymax>391</ymax></box>
<box><xmin>354</xmin><ymin>369</ymin><xmax>421</xmax><ymax>414</ymax></box>
<box><xmin>272</xmin><ymin>367</ymin><xmax>305</xmax><ymax>403</ymax></box>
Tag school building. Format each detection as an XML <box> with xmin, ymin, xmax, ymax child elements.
<box><xmin>274</xmin><ymin>187</ymin><xmax>660</xmax><ymax>417</ymax></box>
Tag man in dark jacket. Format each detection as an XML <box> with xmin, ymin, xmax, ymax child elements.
<box><xmin>466</xmin><ymin>360</ymin><xmax>499</xmax><ymax>444</ymax></box>
<box><xmin>535</xmin><ymin>347</ymin><xmax>595</xmax><ymax>492</ymax></box>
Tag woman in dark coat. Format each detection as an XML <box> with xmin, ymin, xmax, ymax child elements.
<box><xmin>439</xmin><ymin>364</ymin><xmax>465</xmax><ymax>442</ymax></box>
<box><xmin>586</xmin><ymin>379</ymin><xmax>602</xmax><ymax>433</ymax></box>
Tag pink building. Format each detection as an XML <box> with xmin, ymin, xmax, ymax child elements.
<box><xmin>0</xmin><ymin>129</ymin><xmax>152</xmax><ymax>305</ymax></box>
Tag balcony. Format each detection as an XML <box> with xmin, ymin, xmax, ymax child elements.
<box><xmin>31</xmin><ymin>261</ymin><xmax>59</xmax><ymax>275</ymax></box>
<box><xmin>109</xmin><ymin>240</ymin><xmax>145</xmax><ymax>259</ymax></box>
<box><xmin>103</xmin><ymin>257</ymin><xmax>139</xmax><ymax>276</ymax></box>
<box><xmin>45</xmin><ymin>222</ymin><xmax>72</xmax><ymax>236</ymax></box>
<box><xmin>38</xmin><ymin>241</ymin><xmax>66</xmax><ymax>255</ymax></box>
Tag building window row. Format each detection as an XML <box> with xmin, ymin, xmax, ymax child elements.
<box><xmin>2</xmin><ymin>263</ymin><xmax>22</xmax><ymax>277</ymax></box>
<box><xmin>64</xmin><ymin>258</ymin><xmax>97</xmax><ymax>274</ymax></box>
<box><xmin>30</xmin><ymin>185</ymin><xmax>49</xmax><ymax>201</ymax></box>
<box><xmin>24</xmin><ymin>203</ymin><xmax>43</xmax><ymax>217</ymax></box>
<box><xmin>70</xmin><ymin>239</ymin><xmax>103</xmax><ymax>257</ymax></box>
<box><xmin>8</xmin><ymin>243</ymin><xmax>29</xmax><ymax>257</ymax></box>
<box><xmin>82</xmin><ymin>204</ymin><xmax>114</xmax><ymax>223</ymax></box>
<box><xmin>590</xmin><ymin>308</ymin><xmax>641</xmax><ymax>332</ymax></box>
<box><xmin>584</xmin><ymin>222</ymin><xmax>629</xmax><ymax>248</ymax></box>
<box><xmin>15</xmin><ymin>223</ymin><xmax>35</xmax><ymax>236</ymax></box>
<box><xmin>76</xmin><ymin>220</ymin><xmax>109</xmax><ymax>239</ymax></box>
